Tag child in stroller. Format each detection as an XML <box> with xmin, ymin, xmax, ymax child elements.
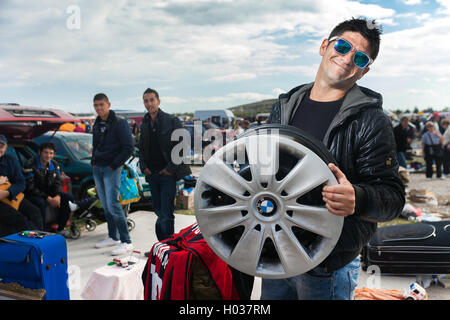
<box><xmin>67</xmin><ymin>163</ymin><xmax>140</xmax><ymax>239</ymax></box>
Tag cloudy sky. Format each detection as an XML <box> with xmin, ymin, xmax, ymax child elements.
<box><xmin>1</xmin><ymin>0</ymin><xmax>449</xmax><ymax>114</ymax></box>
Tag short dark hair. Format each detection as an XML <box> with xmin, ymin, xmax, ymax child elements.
<box><xmin>328</xmin><ymin>17</ymin><xmax>382</xmax><ymax>61</ymax></box>
<box><xmin>93</xmin><ymin>93</ymin><xmax>109</xmax><ymax>103</ymax></box>
<box><xmin>143</xmin><ymin>88</ymin><xmax>159</xmax><ymax>100</ymax></box>
<box><xmin>39</xmin><ymin>142</ymin><xmax>56</xmax><ymax>153</ymax></box>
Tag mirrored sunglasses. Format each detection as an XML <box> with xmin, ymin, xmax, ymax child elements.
<box><xmin>329</xmin><ymin>36</ymin><xmax>373</xmax><ymax>69</ymax></box>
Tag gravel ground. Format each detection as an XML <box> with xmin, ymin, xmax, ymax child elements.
<box><xmin>405</xmin><ymin>171</ymin><xmax>450</xmax><ymax>218</ymax></box>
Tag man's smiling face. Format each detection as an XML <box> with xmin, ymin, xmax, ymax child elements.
<box><xmin>318</xmin><ymin>31</ymin><xmax>371</xmax><ymax>87</ymax></box>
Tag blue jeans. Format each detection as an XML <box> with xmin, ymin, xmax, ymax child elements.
<box><xmin>397</xmin><ymin>151</ymin><xmax>407</xmax><ymax>168</ymax></box>
<box><xmin>93</xmin><ymin>165</ymin><xmax>131</xmax><ymax>244</ymax></box>
<box><xmin>260</xmin><ymin>256</ymin><xmax>360</xmax><ymax>300</ymax></box>
<box><xmin>147</xmin><ymin>172</ymin><xmax>176</xmax><ymax>241</ymax></box>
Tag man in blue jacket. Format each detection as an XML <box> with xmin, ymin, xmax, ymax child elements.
<box><xmin>0</xmin><ymin>134</ymin><xmax>42</xmax><ymax>236</ymax></box>
<box><xmin>91</xmin><ymin>93</ymin><xmax>134</xmax><ymax>256</ymax></box>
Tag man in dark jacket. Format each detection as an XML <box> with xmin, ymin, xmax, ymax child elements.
<box><xmin>0</xmin><ymin>134</ymin><xmax>42</xmax><ymax>237</ymax></box>
<box><xmin>23</xmin><ymin>142</ymin><xmax>74</xmax><ymax>237</ymax></box>
<box><xmin>138</xmin><ymin>88</ymin><xmax>191</xmax><ymax>241</ymax></box>
<box><xmin>393</xmin><ymin>116</ymin><xmax>414</xmax><ymax>168</ymax></box>
<box><xmin>262</xmin><ymin>18</ymin><xmax>405</xmax><ymax>300</ymax></box>
<box><xmin>91</xmin><ymin>93</ymin><xmax>134</xmax><ymax>256</ymax></box>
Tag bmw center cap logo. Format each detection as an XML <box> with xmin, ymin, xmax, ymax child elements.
<box><xmin>257</xmin><ymin>197</ymin><xmax>277</xmax><ymax>217</ymax></box>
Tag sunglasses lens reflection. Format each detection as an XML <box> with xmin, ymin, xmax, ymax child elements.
<box><xmin>354</xmin><ymin>52</ymin><xmax>370</xmax><ymax>68</ymax></box>
<box><xmin>334</xmin><ymin>39</ymin><xmax>352</xmax><ymax>54</ymax></box>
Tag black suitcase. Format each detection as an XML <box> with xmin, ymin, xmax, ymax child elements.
<box><xmin>361</xmin><ymin>221</ymin><xmax>450</xmax><ymax>274</ymax></box>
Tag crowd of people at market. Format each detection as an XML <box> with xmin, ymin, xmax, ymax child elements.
<box><xmin>391</xmin><ymin>111</ymin><xmax>450</xmax><ymax>180</ymax></box>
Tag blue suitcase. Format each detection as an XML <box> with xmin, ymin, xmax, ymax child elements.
<box><xmin>0</xmin><ymin>231</ymin><xmax>70</xmax><ymax>300</ymax></box>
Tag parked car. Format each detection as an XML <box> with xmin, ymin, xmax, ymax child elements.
<box><xmin>193</xmin><ymin>109</ymin><xmax>235</xmax><ymax>129</ymax></box>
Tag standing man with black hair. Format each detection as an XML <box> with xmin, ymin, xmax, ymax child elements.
<box><xmin>393</xmin><ymin>116</ymin><xmax>414</xmax><ymax>169</ymax></box>
<box><xmin>91</xmin><ymin>93</ymin><xmax>134</xmax><ymax>256</ymax></box>
<box><xmin>263</xmin><ymin>18</ymin><xmax>405</xmax><ymax>300</ymax></box>
<box><xmin>23</xmin><ymin>142</ymin><xmax>75</xmax><ymax>237</ymax></box>
<box><xmin>138</xmin><ymin>88</ymin><xmax>191</xmax><ymax>242</ymax></box>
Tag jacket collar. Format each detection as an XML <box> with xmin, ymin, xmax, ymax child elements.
<box><xmin>279</xmin><ymin>82</ymin><xmax>382</xmax><ymax>144</ymax></box>
<box><xmin>280</xmin><ymin>83</ymin><xmax>381</xmax><ymax>116</ymax></box>
<box><xmin>144</xmin><ymin>108</ymin><xmax>166</xmax><ymax>123</ymax></box>
<box><xmin>95</xmin><ymin>109</ymin><xmax>116</xmax><ymax>125</ymax></box>
<box><xmin>36</xmin><ymin>156</ymin><xmax>55</xmax><ymax>171</ymax></box>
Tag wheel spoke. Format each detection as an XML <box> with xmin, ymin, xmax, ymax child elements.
<box><xmin>284</xmin><ymin>204</ymin><xmax>336</xmax><ymax>239</ymax></box>
<box><xmin>272</xmin><ymin>223</ymin><xmax>313</xmax><ymax>273</ymax></box>
<box><xmin>197</xmin><ymin>206</ymin><xmax>250</xmax><ymax>237</ymax></box>
<box><xmin>201</xmin><ymin>158</ymin><xmax>254</xmax><ymax>200</ymax></box>
<box><xmin>245</xmin><ymin>135</ymin><xmax>279</xmax><ymax>189</ymax></box>
<box><xmin>229</xmin><ymin>224</ymin><xmax>265</xmax><ymax>273</ymax></box>
<box><xmin>277</xmin><ymin>154</ymin><xmax>330</xmax><ymax>200</ymax></box>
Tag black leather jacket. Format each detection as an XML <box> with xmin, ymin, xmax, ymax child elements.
<box><xmin>268</xmin><ymin>83</ymin><xmax>405</xmax><ymax>272</ymax></box>
<box><xmin>23</xmin><ymin>156</ymin><xmax>62</xmax><ymax>198</ymax></box>
<box><xmin>139</xmin><ymin>109</ymin><xmax>191</xmax><ymax>180</ymax></box>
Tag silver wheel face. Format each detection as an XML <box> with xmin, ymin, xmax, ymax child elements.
<box><xmin>194</xmin><ymin>132</ymin><xmax>343</xmax><ymax>279</ymax></box>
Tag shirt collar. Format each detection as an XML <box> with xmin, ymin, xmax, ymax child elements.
<box><xmin>36</xmin><ymin>156</ymin><xmax>54</xmax><ymax>170</ymax></box>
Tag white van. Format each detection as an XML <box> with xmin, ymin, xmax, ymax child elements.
<box><xmin>194</xmin><ymin>109</ymin><xmax>235</xmax><ymax>128</ymax></box>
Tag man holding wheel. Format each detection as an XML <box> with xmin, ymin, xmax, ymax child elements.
<box><xmin>263</xmin><ymin>18</ymin><xmax>405</xmax><ymax>300</ymax></box>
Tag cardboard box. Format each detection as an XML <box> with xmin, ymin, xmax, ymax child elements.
<box><xmin>176</xmin><ymin>180</ymin><xmax>185</xmax><ymax>195</ymax></box>
<box><xmin>176</xmin><ymin>193</ymin><xmax>194</xmax><ymax>210</ymax></box>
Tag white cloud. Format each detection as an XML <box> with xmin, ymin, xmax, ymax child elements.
<box><xmin>0</xmin><ymin>0</ymin><xmax>397</xmax><ymax>87</ymax></box>
<box><xmin>437</xmin><ymin>0</ymin><xmax>450</xmax><ymax>14</ymax></box>
<box><xmin>371</xmin><ymin>15</ymin><xmax>450</xmax><ymax>80</ymax></box>
<box><xmin>211</xmin><ymin>73</ymin><xmax>257</xmax><ymax>82</ymax></box>
<box><xmin>402</xmin><ymin>0</ymin><xmax>422</xmax><ymax>5</ymax></box>
<box><xmin>272</xmin><ymin>88</ymin><xmax>286</xmax><ymax>96</ymax></box>
<box><xmin>0</xmin><ymin>0</ymin><xmax>449</xmax><ymax>112</ymax></box>
<box><xmin>408</xmin><ymin>89</ymin><xmax>436</xmax><ymax>96</ymax></box>
<box><xmin>227</xmin><ymin>92</ymin><xmax>275</xmax><ymax>101</ymax></box>
<box><xmin>40</xmin><ymin>58</ymin><xmax>64</xmax><ymax>65</ymax></box>
<box><xmin>163</xmin><ymin>96</ymin><xmax>187</xmax><ymax>104</ymax></box>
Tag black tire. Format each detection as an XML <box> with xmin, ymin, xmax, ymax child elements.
<box><xmin>70</xmin><ymin>224</ymin><xmax>81</xmax><ymax>239</ymax></box>
<box><xmin>85</xmin><ymin>219</ymin><xmax>97</xmax><ymax>231</ymax></box>
<box><xmin>127</xmin><ymin>219</ymin><xmax>135</xmax><ymax>231</ymax></box>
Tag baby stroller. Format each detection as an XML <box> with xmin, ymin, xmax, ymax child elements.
<box><xmin>69</xmin><ymin>163</ymin><xmax>140</xmax><ymax>239</ymax></box>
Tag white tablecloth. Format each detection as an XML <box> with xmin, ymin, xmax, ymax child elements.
<box><xmin>81</xmin><ymin>260</ymin><xmax>147</xmax><ymax>300</ymax></box>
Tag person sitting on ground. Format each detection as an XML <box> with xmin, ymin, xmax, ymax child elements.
<box><xmin>23</xmin><ymin>142</ymin><xmax>75</xmax><ymax>237</ymax></box>
<box><xmin>0</xmin><ymin>134</ymin><xmax>42</xmax><ymax>237</ymax></box>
